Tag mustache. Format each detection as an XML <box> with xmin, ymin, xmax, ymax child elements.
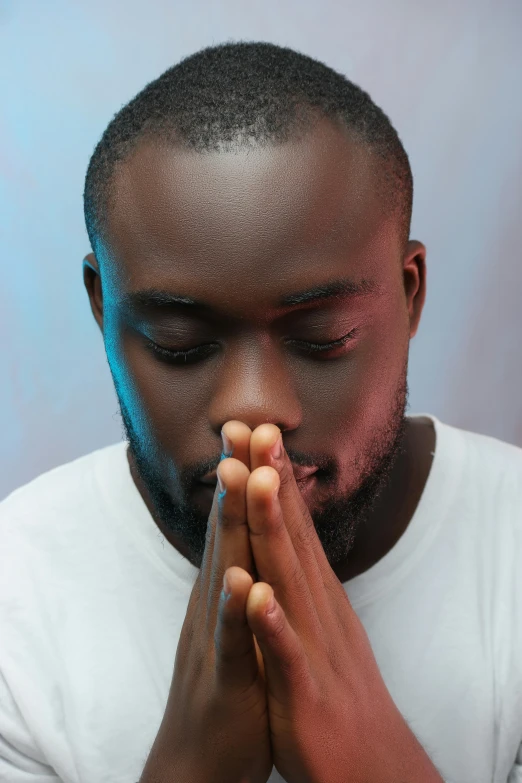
<box><xmin>183</xmin><ymin>446</ymin><xmax>335</xmax><ymax>486</ymax></box>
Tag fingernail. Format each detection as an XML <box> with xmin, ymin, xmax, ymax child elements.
<box><xmin>271</xmin><ymin>434</ymin><xmax>282</xmax><ymax>461</ymax></box>
<box><xmin>223</xmin><ymin>571</ymin><xmax>231</xmax><ymax>596</ymax></box>
<box><xmin>217</xmin><ymin>470</ymin><xmax>225</xmax><ymax>494</ymax></box>
<box><xmin>221</xmin><ymin>429</ymin><xmax>233</xmax><ymax>458</ymax></box>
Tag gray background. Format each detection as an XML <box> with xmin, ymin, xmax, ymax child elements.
<box><xmin>1</xmin><ymin>0</ymin><xmax>521</xmax><ymax>501</ymax></box>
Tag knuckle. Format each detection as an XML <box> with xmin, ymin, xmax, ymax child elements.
<box><xmin>278</xmin><ymin>465</ymin><xmax>294</xmax><ymax>491</ymax></box>
<box><xmin>215</xmin><ymin>630</ymin><xmax>251</xmax><ymax>664</ymax></box>
<box><xmin>214</xmin><ymin>613</ymin><xmax>250</xmax><ymax>661</ymax></box>
<box><xmin>218</xmin><ymin>492</ymin><xmax>247</xmax><ymax>531</ymax></box>
<box><xmin>262</xmin><ymin>507</ymin><xmax>285</xmax><ymax>537</ymax></box>
<box><xmin>268</xmin><ymin>609</ymin><xmax>287</xmax><ymax>641</ymax></box>
<box><xmin>218</xmin><ymin>505</ymin><xmax>245</xmax><ymax>531</ymax></box>
<box><xmin>292</xmin><ymin>564</ymin><xmax>309</xmax><ymax>596</ymax></box>
<box><xmin>293</xmin><ymin>518</ymin><xmax>312</xmax><ymax>549</ymax></box>
<box><xmin>325</xmin><ymin>573</ymin><xmax>346</xmax><ymax>603</ymax></box>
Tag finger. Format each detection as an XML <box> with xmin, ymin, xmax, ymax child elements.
<box><xmin>193</xmin><ymin>483</ymin><xmax>221</xmax><ymax>607</ymax></box>
<box><xmin>221</xmin><ymin>420</ymin><xmax>252</xmax><ymax>470</ymax></box>
<box><xmin>206</xmin><ymin>457</ymin><xmax>256</xmax><ymax>631</ymax></box>
<box><xmin>245</xmin><ymin>466</ymin><xmax>323</xmax><ymax>638</ymax></box>
<box><xmin>250</xmin><ymin>424</ymin><xmax>343</xmax><ymax>602</ymax></box>
<box><xmin>198</xmin><ymin>421</ymin><xmax>252</xmax><ymax>604</ymax></box>
<box><xmin>246</xmin><ymin>582</ymin><xmax>310</xmax><ymax>705</ymax></box>
<box><xmin>214</xmin><ymin>566</ymin><xmax>265</xmax><ymax>694</ymax></box>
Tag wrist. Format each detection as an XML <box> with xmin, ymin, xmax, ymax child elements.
<box><xmin>380</xmin><ymin>712</ymin><xmax>444</xmax><ymax>783</ymax></box>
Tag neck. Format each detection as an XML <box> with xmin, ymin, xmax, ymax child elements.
<box><xmin>332</xmin><ymin>416</ymin><xmax>435</xmax><ymax>583</ymax></box>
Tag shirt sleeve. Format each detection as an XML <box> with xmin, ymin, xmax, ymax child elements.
<box><xmin>0</xmin><ymin>668</ymin><xmax>62</xmax><ymax>783</ymax></box>
<box><xmin>509</xmin><ymin>742</ymin><xmax>522</xmax><ymax>782</ymax></box>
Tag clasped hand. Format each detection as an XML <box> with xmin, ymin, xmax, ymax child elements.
<box><xmin>214</xmin><ymin>420</ymin><xmax>441</xmax><ymax>783</ymax></box>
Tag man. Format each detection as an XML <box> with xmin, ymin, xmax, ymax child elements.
<box><xmin>0</xmin><ymin>40</ymin><xmax>521</xmax><ymax>783</ymax></box>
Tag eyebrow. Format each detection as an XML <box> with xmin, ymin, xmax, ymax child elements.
<box><xmin>119</xmin><ymin>278</ymin><xmax>377</xmax><ymax>315</ymax></box>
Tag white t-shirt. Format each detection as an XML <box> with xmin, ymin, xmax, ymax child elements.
<box><xmin>0</xmin><ymin>415</ymin><xmax>521</xmax><ymax>783</ymax></box>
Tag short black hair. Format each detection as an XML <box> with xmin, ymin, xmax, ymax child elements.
<box><xmin>83</xmin><ymin>41</ymin><xmax>413</xmax><ymax>259</ymax></box>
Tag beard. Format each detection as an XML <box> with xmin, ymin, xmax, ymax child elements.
<box><xmin>113</xmin><ymin>368</ymin><xmax>408</xmax><ymax>571</ymax></box>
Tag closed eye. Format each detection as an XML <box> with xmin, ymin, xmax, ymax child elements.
<box><xmin>145</xmin><ymin>328</ymin><xmax>360</xmax><ymax>364</ymax></box>
<box><xmin>284</xmin><ymin>327</ymin><xmax>359</xmax><ymax>353</ymax></box>
<box><xmin>145</xmin><ymin>340</ymin><xmax>216</xmax><ymax>363</ymax></box>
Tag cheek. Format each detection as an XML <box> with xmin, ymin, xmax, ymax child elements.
<box><xmin>357</xmin><ymin>297</ymin><xmax>410</xmax><ymax>404</ymax></box>
<box><xmin>363</xmin><ymin>322</ymin><xmax>409</xmax><ymax>401</ymax></box>
<box><xmin>297</xmin><ymin>319</ymin><xmax>408</xmax><ymax>460</ymax></box>
<box><xmin>108</xmin><ymin>330</ymin><xmax>205</xmax><ymax>452</ymax></box>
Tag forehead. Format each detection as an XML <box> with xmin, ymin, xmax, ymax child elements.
<box><xmin>103</xmin><ymin>118</ymin><xmax>399</xmax><ymax>308</ymax></box>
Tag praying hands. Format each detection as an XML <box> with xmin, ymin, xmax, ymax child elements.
<box><xmin>140</xmin><ymin>420</ymin><xmax>444</xmax><ymax>783</ymax></box>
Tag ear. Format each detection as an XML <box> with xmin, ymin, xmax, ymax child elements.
<box><xmin>403</xmin><ymin>240</ymin><xmax>427</xmax><ymax>338</ymax></box>
<box><xmin>83</xmin><ymin>252</ymin><xmax>104</xmax><ymax>333</ymax></box>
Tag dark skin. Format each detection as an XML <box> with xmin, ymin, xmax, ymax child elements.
<box><xmin>83</xmin><ymin>116</ymin><xmax>432</xmax><ymax>585</ymax></box>
<box><xmin>82</xmin><ymin>117</ymin><xmax>444</xmax><ymax>782</ymax></box>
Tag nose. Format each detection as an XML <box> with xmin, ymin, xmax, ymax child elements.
<box><xmin>208</xmin><ymin>335</ymin><xmax>302</xmax><ymax>435</ymax></box>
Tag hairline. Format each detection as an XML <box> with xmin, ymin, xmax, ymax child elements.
<box><xmin>93</xmin><ymin>120</ymin><xmax>409</xmax><ymax>264</ymax></box>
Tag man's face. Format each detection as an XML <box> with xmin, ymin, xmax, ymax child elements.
<box><xmin>88</xmin><ymin>118</ymin><xmax>424</xmax><ymax>570</ymax></box>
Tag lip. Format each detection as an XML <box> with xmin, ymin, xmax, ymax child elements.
<box><xmin>199</xmin><ymin>472</ymin><xmax>219</xmax><ymax>486</ymax></box>
<box><xmin>295</xmin><ymin>473</ymin><xmax>317</xmax><ymax>492</ymax></box>
<box><xmin>293</xmin><ymin>466</ymin><xmax>318</xmax><ymax>482</ymax></box>
<box><xmin>200</xmin><ymin>465</ymin><xmax>318</xmax><ymax>485</ymax></box>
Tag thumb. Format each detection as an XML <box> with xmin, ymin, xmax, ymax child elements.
<box><xmin>246</xmin><ymin>582</ymin><xmax>308</xmax><ymax>701</ymax></box>
<box><xmin>215</xmin><ymin>567</ymin><xmax>261</xmax><ymax>692</ymax></box>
